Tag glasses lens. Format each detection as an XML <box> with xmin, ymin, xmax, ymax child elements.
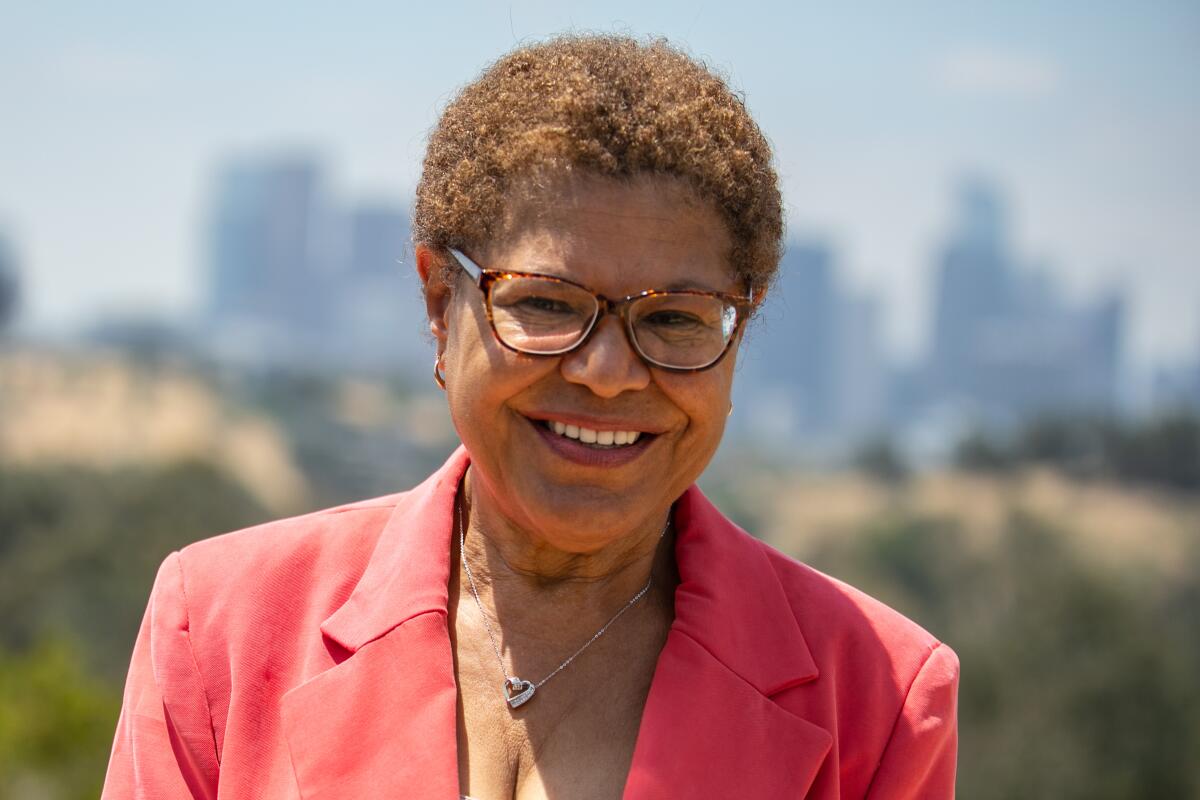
<box><xmin>488</xmin><ymin>276</ymin><xmax>598</xmax><ymax>353</ymax></box>
<box><xmin>629</xmin><ymin>293</ymin><xmax>740</xmax><ymax>369</ymax></box>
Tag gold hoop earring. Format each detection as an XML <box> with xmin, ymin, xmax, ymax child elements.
<box><xmin>433</xmin><ymin>354</ymin><xmax>447</xmax><ymax>390</ymax></box>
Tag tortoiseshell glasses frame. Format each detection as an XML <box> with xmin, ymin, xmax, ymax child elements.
<box><xmin>448</xmin><ymin>248</ymin><xmax>756</xmax><ymax>373</ymax></box>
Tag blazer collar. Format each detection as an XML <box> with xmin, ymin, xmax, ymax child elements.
<box><xmin>319</xmin><ymin>446</ymin><xmax>470</xmax><ymax>653</ymax></box>
<box><xmin>281</xmin><ymin>449</ymin><xmax>469</xmax><ymax>799</ymax></box>
<box><xmin>669</xmin><ymin>485</ymin><xmax>819</xmax><ymax>694</ymax></box>
<box><xmin>284</xmin><ymin>447</ymin><xmax>830</xmax><ymax>798</ymax></box>
<box><xmin>624</xmin><ymin>485</ymin><xmax>830</xmax><ymax>798</ymax></box>
<box><xmin>321</xmin><ymin>446</ymin><xmax>819</xmax><ymax>689</ymax></box>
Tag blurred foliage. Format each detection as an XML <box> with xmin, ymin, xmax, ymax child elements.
<box><xmin>851</xmin><ymin>435</ymin><xmax>910</xmax><ymax>485</ymax></box>
<box><xmin>0</xmin><ymin>460</ymin><xmax>269</xmax><ymax>799</ymax></box>
<box><xmin>955</xmin><ymin>412</ymin><xmax>1200</xmax><ymax>492</ymax></box>
<box><xmin>0</xmin><ymin>638</ymin><xmax>120</xmax><ymax>800</ymax></box>
<box><xmin>0</xmin><ymin>460</ymin><xmax>269</xmax><ymax>683</ymax></box>
<box><xmin>806</xmin><ymin>510</ymin><xmax>1200</xmax><ymax>799</ymax></box>
<box><xmin>218</xmin><ymin>366</ymin><xmax>456</xmax><ymax>507</ymax></box>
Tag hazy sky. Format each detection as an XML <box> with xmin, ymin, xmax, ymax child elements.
<box><xmin>3</xmin><ymin>1</ymin><xmax>1198</xmax><ymax>365</ymax></box>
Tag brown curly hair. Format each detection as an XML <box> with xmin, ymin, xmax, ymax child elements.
<box><xmin>413</xmin><ymin>34</ymin><xmax>783</xmax><ymax>294</ymax></box>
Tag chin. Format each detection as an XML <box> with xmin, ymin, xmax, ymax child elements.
<box><xmin>513</xmin><ymin>479</ymin><xmax>665</xmax><ymax>544</ymax></box>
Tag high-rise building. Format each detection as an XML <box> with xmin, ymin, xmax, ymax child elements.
<box><xmin>202</xmin><ymin>156</ymin><xmax>423</xmax><ymax>371</ymax></box>
<box><xmin>770</xmin><ymin>242</ymin><xmax>837</xmax><ymax>427</ymax></box>
<box><xmin>929</xmin><ymin>178</ymin><xmax>1015</xmax><ymax>401</ymax></box>
<box><xmin>335</xmin><ymin>204</ymin><xmax>427</xmax><ymax>371</ymax></box>
<box><xmin>207</xmin><ymin>157</ymin><xmax>326</xmax><ymax>323</ymax></box>
<box><xmin>733</xmin><ymin>239</ymin><xmax>889</xmax><ymax>457</ymax></box>
<box><xmin>835</xmin><ymin>293</ymin><xmax>885</xmax><ymax>436</ymax></box>
<box><xmin>204</xmin><ymin>156</ymin><xmax>332</xmax><ymax>363</ymax></box>
<box><xmin>0</xmin><ymin>233</ymin><xmax>18</xmax><ymax>333</ymax></box>
<box><xmin>731</xmin><ymin>237</ymin><xmax>890</xmax><ymax>457</ymax></box>
<box><xmin>924</xmin><ymin>177</ymin><xmax>1124</xmax><ymax>428</ymax></box>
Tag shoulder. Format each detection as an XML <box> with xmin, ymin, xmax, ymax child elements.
<box><xmin>746</xmin><ymin>535</ymin><xmax>959</xmax><ymax>792</ymax></box>
<box><xmin>758</xmin><ymin>539</ymin><xmax>946</xmax><ymax>671</ymax></box>
<box><xmin>755</xmin><ymin>535</ymin><xmax>959</xmax><ymax>740</ymax></box>
<box><xmin>148</xmin><ymin>492</ymin><xmax>410</xmax><ymax>658</ymax></box>
<box><xmin>174</xmin><ymin>494</ymin><xmax>404</xmax><ymax>605</ymax></box>
<box><xmin>676</xmin><ymin>484</ymin><xmax>954</xmax><ymax>687</ymax></box>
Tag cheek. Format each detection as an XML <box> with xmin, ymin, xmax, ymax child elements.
<box><xmin>662</xmin><ymin>367</ymin><xmax>736</xmax><ymax>435</ymax></box>
<box><xmin>443</xmin><ymin>299</ymin><xmax>553</xmax><ymax>422</ymax></box>
<box><xmin>445</xmin><ymin>297</ymin><xmax>506</xmax><ymax>388</ymax></box>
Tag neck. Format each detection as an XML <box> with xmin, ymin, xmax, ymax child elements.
<box><xmin>457</xmin><ymin>469</ymin><xmax>673</xmax><ymax>615</ymax></box>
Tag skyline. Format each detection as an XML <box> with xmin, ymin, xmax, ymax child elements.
<box><xmin>2</xmin><ymin>1</ymin><xmax>1198</xmax><ymax>366</ymax></box>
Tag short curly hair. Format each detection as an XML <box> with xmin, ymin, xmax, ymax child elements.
<box><xmin>413</xmin><ymin>34</ymin><xmax>783</xmax><ymax>294</ymax></box>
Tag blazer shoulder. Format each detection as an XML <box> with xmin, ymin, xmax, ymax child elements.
<box><xmin>166</xmin><ymin>492</ymin><xmax>409</xmax><ymax>632</ymax></box>
<box><xmin>757</xmin><ymin>539</ymin><xmax>946</xmax><ymax>677</ymax></box>
<box><xmin>181</xmin><ymin>493</ymin><xmax>402</xmax><ymax>577</ymax></box>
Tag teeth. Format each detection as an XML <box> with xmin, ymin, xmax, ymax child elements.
<box><xmin>544</xmin><ymin>421</ymin><xmax>644</xmax><ymax>447</ymax></box>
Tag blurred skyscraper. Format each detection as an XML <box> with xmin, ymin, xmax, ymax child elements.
<box><xmin>202</xmin><ymin>155</ymin><xmax>426</xmax><ymax>373</ymax></box>
<box><xmin>925</xmin><ymin>178</ymin><xmax>1124</xmax><ymax>429</ymax></box>
<box><xmin>733</xmin><ymin>177</ymin><xmax>1132</xmax><ymax>464</ymax></box>
<box><xmin>835</xmin><ymin>293</ymin><xmax>885</xmax><ymax>436</ymax></box>
<box><xmin>763</xmin><ymin>242</ymin><xmax>837</xmax><ymax>429</ymax></box>
<box><xmin>205</xmin><ymin>156</ymin><xmax>329</xmax><ymax>362</ymax></box>
<box><xmin>0</xmin><ymin>233</ymin><xmax>18</xmax><ymax>333</ymax></box>
<box><xmin>336</xmin><ymin>203</ymin><xmax>428</xmax><ymax>372</ymax></box>
<box><xmin>1150</xmin><ymin>319</ymin><xmax>1200</xmax><ymax>412</ymax></box>
<box><xmin>735</xmin><ymin>240</ymin><xmax>886</xmax><ymax>456</ymax></box>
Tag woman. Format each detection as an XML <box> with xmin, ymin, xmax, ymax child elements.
<box><xmin>104</xmin><ymin>35</ymin><xmax>958</xmax><ymax>799</ymax></box>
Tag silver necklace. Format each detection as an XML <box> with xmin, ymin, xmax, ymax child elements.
<box><xmin>457</xmin><ymin>501</ymin><xmax>668</xmax><ymax>710</ymax></box>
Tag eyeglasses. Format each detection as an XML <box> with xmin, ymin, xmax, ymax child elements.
<box><xmin>449</xmin><ymin>248</ymin><xmax>755</xmax><ymax>372</ymax></box>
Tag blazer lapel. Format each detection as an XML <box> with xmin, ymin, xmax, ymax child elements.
<box><xmin>625</xmin><ymin>486</ymin><xmax>832</xmax><ymax>798</ymax></box>
<box><xmin>280</xmin><ymin>614</ymin><xmax>460</xmax><ymax>799</ymax></box>
<box><xmin>625</xmin><ymin>631</ymin><xmax>832</xmax><ymax>798</ymax></box>
<box><xmin>280</xmin><ymin>448</ymin><xmax>470</xmax><ymax>800</ymax></box>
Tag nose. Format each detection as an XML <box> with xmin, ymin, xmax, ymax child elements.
<box><xmin>559</xmin><ymin>315</ymin><xmax>652</xmax><ymax>398</ymax></box>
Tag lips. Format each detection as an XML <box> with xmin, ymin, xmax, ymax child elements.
<box><xmin>525</xmin><ymin>414</ymin><xmax>657</xmax><ymax>467</ymax></box>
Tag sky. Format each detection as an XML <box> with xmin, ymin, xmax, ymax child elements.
<box><xmin>2</xmin><ymin>0</ymin><xmax>1198</xmax><ymax>366</ymax></box>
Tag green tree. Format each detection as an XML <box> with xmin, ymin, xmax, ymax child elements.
<box><xmin>805</xmin><ymin>511</ymin><xmax>1200</xmax><ymax>798</ymax></box>
<box><xmin>0</xmin><ymin>460</ymin><xmax>269</xmax><ymax>682</ymax></box>
<box><xmin>0</xmin><ymin>637</ymin><xmax>121</xmax><ymax>800</ymax></box>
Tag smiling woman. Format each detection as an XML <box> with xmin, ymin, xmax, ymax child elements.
<box><xmin>103</xmin><ymin>34</ymin><xmax>958</xmax><ymax>799</ymax></box>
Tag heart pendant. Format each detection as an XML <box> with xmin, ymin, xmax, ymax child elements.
<box><xmin>503</xmin><ymin>677</ymin><xmax>536</xmax><ymax>709</ymax></box>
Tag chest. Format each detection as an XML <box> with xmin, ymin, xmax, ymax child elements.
<box><xmin>452</xmin><ymin>613</ymin><xmax>667</xmax><ymax>799</ymax></box>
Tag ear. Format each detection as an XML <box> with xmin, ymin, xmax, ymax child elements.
<box><xmin>415</xmin><ymin>244</ymin><xmax>453</xmax><ymax>351</ymax></box>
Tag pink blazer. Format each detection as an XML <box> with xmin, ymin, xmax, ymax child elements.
<box><xmin>103</xmin><ymin>447</ymin><xmax>958</xmax><ymax>798</ymax></box>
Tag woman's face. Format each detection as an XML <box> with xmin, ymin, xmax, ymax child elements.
<box><xmin>420</xmin><ymin>176</ymin><xmax>745</xmax><ymax>551</ymax></box>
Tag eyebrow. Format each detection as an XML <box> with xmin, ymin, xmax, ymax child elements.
<box><xmin>660</xmin><ymin>278</ymin><xmax>739</xmax><ymax>294</ymax></box>
<box><xmin>500</xmin><ymin>255</ymin><xmax>741</xmax><ymax>296</ymax></box>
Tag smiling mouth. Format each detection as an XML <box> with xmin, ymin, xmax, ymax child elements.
<box><xmin>541</xmin><ymin>420</ymin><xmax>646</xmax><ymax>448</ymax></box>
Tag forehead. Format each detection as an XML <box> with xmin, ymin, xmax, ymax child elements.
<box><xmin>483</xmin><ymin>174</ymin><xmax>738</xmax><ymax>295</ymax></box>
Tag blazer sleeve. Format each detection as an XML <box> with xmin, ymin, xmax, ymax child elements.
<box><xmin>865</xmin><ymin>642</ymin><xmax>960</xmax><ymax>799</ymax></box>
<box><xmin>102</xmin><ymin>552</ymin><xmax>220</xmax><ymax>800</ymax></box>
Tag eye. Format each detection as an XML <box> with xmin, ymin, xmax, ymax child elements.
<box><xmin>513</xmin><ymin>295</ymin><xmax>577</xmax><ymax>315</ymax></box>
<box><xmin>643</xmin><ymin>309</ymin><xmax>706</xmax><ymax>328</ymax></box>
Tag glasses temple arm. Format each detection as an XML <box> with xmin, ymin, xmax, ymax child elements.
<box><xmin>449</xmin><ymin>248</ymin><xmax>483</xmax><ymax>281</ymax></box>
